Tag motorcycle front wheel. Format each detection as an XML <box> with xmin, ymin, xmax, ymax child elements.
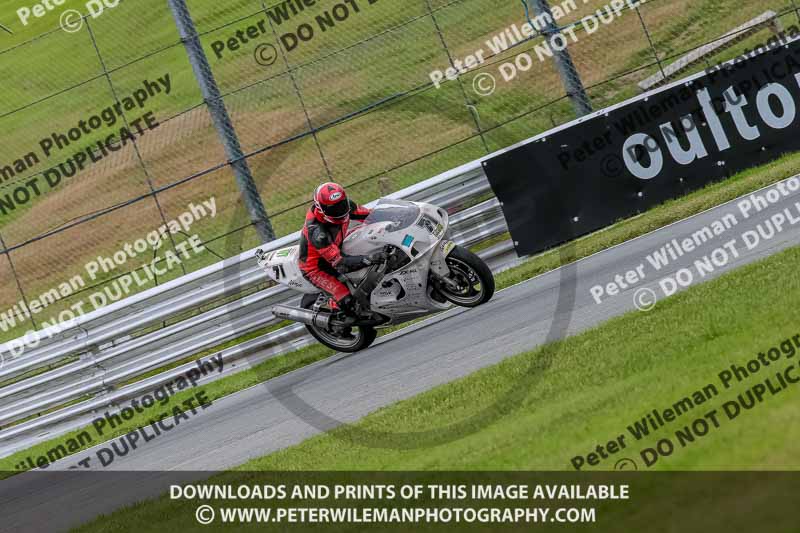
<box><xmin>436</xmin><ymin>245</ymin><xmax>495</xmax><ymax>307</ymax></box>
<box><xmin>301</xmin><ymin>294</ymin><xmax>378</xmax><ymax>353</ymax></box>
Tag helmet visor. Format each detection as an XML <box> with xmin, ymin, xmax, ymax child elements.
<box><xmin>322</xmin><ymin>199</ymin><xmax>350</xmax><ymax>220</ymax></box>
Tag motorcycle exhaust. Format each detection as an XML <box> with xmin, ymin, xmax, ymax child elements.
<box><xmin>272</xmin><ymin>304</ymin><xmax>333</xmax><ymax>329</ymax></box>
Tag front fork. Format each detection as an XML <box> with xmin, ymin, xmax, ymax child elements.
<box><xmin>429</xmin><ymin>240</ymin><xmax>459</xmax><ymax>291</ymax></box>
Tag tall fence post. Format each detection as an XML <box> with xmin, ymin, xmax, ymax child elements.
<box><xmin>424</xmin><ymin>0</ymin><xmax>491</xmax><ymax>154</ymax></box>
<box><xmin>634</xmin><ymin>7</ymin><xmax>667</xmax><ymax>83</ymax></box>
<box><xmin>168</xmin><ymin>0</ymin><xmax>276</xmax><ymax>243</ymax></box>
<box><xmin>792</xmin><ymin>0</ymin><xmax>800</xmax><ymax>23</ymax></box>
<box><xmin>527</xmin><ymin>0</ymin><xmax>593</xmax><ymax>117</ymax></box>
<box><xmin>0</xmin><ymin>233</ymin><xmax>36</xmax><ymax>331</ymax></box>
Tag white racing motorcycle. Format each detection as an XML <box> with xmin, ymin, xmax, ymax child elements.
<box><xmin>256</xmin><ymin>199</ymin><xmax>495</xmax><ymax>352</ymax></box>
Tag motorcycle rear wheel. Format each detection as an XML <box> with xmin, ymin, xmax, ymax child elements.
<box><xmin>301</xmin><ymin>294</ymin><xmax>378</xmax><ymax>353</ymax></box>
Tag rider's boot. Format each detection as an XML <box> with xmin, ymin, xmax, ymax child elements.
<box><xmin>336</xmin><ymin>294</ymin><xmax>358</xmax><ymax>318</ymax></box>
<box><xmin>326</xmin><ymin>295</ymin><xmax>359</xmax><ymax>317</ymax></box>
<box><xmin>327</xmin><ymin>295</ymin><xmax>358</xmax><ymax>339</ymax></box>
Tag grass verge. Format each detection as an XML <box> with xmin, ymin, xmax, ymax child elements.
<box><xmin>235</xmin><ymin>246</ymin><xmax>800</xmax><ymax>471</ymax></box>
<box><xmin>71</xmin><ymin>205</ymin><xmax>800</xmax><ymax>533</ymax></box>
<box><xmin>2</xmin><ymin>151</ymin><xmax>800</xmax><ymax>478</ymax></box>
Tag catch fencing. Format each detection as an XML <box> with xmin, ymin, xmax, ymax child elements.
<box><xmin>0</xmin><ymin>0</ymin><xmax>798</xmax><ymax>344</ymax></box>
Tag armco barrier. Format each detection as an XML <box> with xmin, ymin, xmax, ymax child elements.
<box><xmin>0</xmin><ymin>159</ymin><xmax>512</xmax><ymax>454</ymax></box>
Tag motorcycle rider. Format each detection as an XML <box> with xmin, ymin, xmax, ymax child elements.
<box><xmin>298</xmin><ymin>182</ymin><xmax>384</xmax><ymax>317</ymax></box>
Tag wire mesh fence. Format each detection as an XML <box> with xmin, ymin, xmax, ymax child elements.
<box><xmin>0</xmin><ymin>0</ymin><xmax>797</xmax><ymax>343</ymax></box>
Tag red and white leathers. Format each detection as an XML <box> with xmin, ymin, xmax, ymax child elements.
<box><xmin>298</xmin><ymin>200</ymin><xmax>371</xmax><ymax>302</ymax></box>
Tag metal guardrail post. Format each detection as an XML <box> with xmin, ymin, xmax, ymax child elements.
<box><xmin>527</xmin><ymin>0</ymin><xmax>593</xmax><ymax>117</ymax></box>
<box><xmin>168</xmin><ymin>0</ymin><xmax>276</xmax><ymax>242</ymax></box>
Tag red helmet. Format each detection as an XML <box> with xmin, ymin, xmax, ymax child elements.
<box><xmin>313</xmin><ymin>182</ymin><xmax>350</xmax><ymax>224</ymax></box>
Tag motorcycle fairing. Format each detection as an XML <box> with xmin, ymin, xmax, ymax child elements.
<box><xmin>259</xmin><ymin>199</ymin><xmax>456</xmax><ymax>321</ymax></box>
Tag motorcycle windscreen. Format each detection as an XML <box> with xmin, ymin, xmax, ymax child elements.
<box><xmin>363</xmin><ymin>200</ymin><xmax>421</xmax><ymax>231</ymax></box>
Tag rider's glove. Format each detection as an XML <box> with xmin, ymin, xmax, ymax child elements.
<box><xmin>336</xmin><ymin>254</ymin><xmax>371</xmax><ymax>273</ymax></box>
<box><xmin>367</xmin><ymin>250</ymin><xmax>389</xmax><ymax>264</ymax></box>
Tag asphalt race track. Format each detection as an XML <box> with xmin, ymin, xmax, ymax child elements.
<box><xmin>3</xmin><ymin>176</ymin><xmax>800</xmax><ymax>531</ymax></box>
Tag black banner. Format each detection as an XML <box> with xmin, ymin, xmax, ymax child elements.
<box><xmin>484</xmin><ymin>35</ymin><xmax>800</xmax><ymax>256</ymax></box>
<box><xmin>4</xmin><ymin>471</ymin><xmax>800</xmax><ymax>531</ymax></box>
